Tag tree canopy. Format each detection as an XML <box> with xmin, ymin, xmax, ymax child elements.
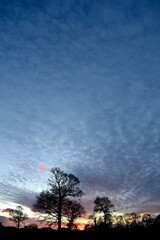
<box><xmin>33</xmin><ymin>167</ymin><xmax>84</xmax><ymax>230</ymax></box>
<box><xmin>93</xmin><ymin>196</ymin><xmax>114</xmax><ymax>226</ymax></box>
<box><xmin>63</xmin><ymin>199</ymin><xmax>86</xmax><ymax>230</ymax></box>
<box><xmin>9</xmin><ymin>206</ymin><xmax>28</xmax><ymax>228</ymax></box>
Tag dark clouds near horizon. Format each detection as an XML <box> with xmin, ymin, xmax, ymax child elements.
<box><xmin>0</xmin><ymin>0</ymin><xmax>160</xmax><ymax>215</ymax></box>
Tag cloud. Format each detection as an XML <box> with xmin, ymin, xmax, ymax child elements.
<box><xmin>0</xmin><ymin>216</ymin><xmax>10</xmax><ymax>226</ymax></box>
<box><xmin>0</xmin><ymin>182</ymin><xmax>36</xmax><ymax>209</ymax></box>
<box><xmin>0</xmin><ymin>0</ymin><xmax>160</xmax><ymax>215</ymax></box>
<box><xmin>2</xmin><ymin>208</ymin><xmax>13</xmax><ymax>213</ymax></box>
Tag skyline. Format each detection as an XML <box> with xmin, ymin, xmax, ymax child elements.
<box><xmin>0</xmin><ymin>0</ymin><xmax>160</xmax><ymax>226</ymax></box>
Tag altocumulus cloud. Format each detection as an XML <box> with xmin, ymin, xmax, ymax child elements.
<box><xmin>0</xmin><ymin>0</ymin><xmax>160</xmax><ymax>215</ymax></box>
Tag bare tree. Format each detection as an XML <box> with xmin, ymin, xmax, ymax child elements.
<box><xmin>33</xmin><ymin>167</ymin><xmax>84</xmax><ymax>231</ymax></box>
<box><xmin>9</xmin><ymin>206</ymin><xmax>28</xmax><ymax>228</ymax></box>
<box><xmin>114</xmin><ymin>214</ymin><xmax>125</xmax><ymax>227</ymax></box>
<box><xmin>154</xmin><ymin>214</ymin><xmax>160</xmax><ymax>225</ymax></box>
<box><xmin>93</xmin><ymin>196</ymin><xmax>114</xmax><ymax>226</ymax></box>
<box><xmin>141</xmin><ymin>213</ymin><xmax>153</xmax><ymax>227</ymax></box>
<box><xmin>25</xmin><ymin>223</ymin><xmax>38</xmax><ymax>229</ymax></box>
<box><xmin>88</xmin><ymin>212</ymin><xmax>98</xmax><ymax>230</ymax></box>
<box><xmin>63</xmin><ymin>199</ymin><xmax>85</xmax><ymax>230</ymax></box>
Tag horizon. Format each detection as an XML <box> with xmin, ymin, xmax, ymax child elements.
<box><xmin>0</xmin><ymin>204</ymin><xmax>159</xmax><ymax>229</ymax></box>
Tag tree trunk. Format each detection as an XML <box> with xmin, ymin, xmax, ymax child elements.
<box><xmin>104</xmin><ymin>213</ymin><xmax>107</xmax><ymax>225</ymax></box>
<box><xmin>58</xmin><ymin>204</ymin><xmax>62</xmax><ymax>231</ymax></box>
<box><xmin>17</xmin><ymin>221</ymin><xmax>20</xmax><ymax>229</ymax></box>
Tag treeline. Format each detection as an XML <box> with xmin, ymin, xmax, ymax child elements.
<box><xmin>1</xmin><ymin>167</ymin><xmax>160</xmax><ymax>239</ymax></box>
<box><xmin>0</xmin><ymin>224</ymin><xmax>160</xmax><ymax>240</ymax></box>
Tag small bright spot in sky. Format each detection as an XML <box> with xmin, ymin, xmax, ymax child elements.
<box><xmin>39</xmin><ymin>165</ymin><xmax>48</xmax><ymax>172</ymax></box>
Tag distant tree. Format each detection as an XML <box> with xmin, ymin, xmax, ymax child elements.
<box><xmin>84</xmin><ymin>223</ymin><xmax>94</xmax><ymax>231</ymax></box>
<box><xmin>88</xmin><ymin>213</ymin><xmax>97</xmax><ymax>229</ymax></box>
<box><xmin>26</xmin><ymin>223</ymin><xmax>38</xmax><ymax>229</ymax></box>
<box><xmin>123</xmin><ymin>213</ymin><xmax>131</xmax><ymax>226</ymax></box>
<box><xmin>114</xmin><ymin>214</ymin><xmax>125</xmax><ymax>227</ymax></box>
<box><xmin>129</xmin><ymin>212</ymin><xmax>139</xmax><ymax>227</ymax></box>
<box><xmin>93</xmin><ymin>196</ymin><xmax>114</xmax><ymax>226</ymax></box>
<box><xmin>33</xmin><ymin>167</ymin><xmax>84</xmax><ymax>231</ymax></box>
<box><xmin>141</xmin><ymin>214</ymin><xmax>153</xmax><ymax>227</ymax></box>
<box><xmin>63</xmin><ymin>199</ymin><xmax>85</xmax><ymax>230</ymax></box>
<box><xmin>69</xmin><ymin>223</ymin><xmax>79</xmax><ymax>230</ymax></box>
<box><xmin>9</xmin><ymin>206</ymin><xmax>28</xmax><ymax>228</ymax></box>
<box><xmin>122</xmin><ymin>212</ymin><xmax>140</xmax><ymax>227</ymax></box>
<box><xmin>154</xmin><ymin>214</ymin><xmax>160</xmax><ymax>225</ymax></box>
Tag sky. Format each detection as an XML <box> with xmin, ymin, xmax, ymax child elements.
<box><xmin>0</xmin><ymin>0</ymin><xmax>160</xmax><ymax>225</ymax></box>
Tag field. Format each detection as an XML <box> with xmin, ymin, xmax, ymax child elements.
<box><xmin>0</xmin><ymin>226</ymin><xmax>159</xmax><ymax>240</ymax></box>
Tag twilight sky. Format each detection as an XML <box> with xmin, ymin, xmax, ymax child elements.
<box><xmin>0</xmin><ymin>0</ymin><xmax>160</xmax><ymax>220</ymax></box>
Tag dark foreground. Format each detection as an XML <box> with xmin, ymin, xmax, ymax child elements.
<box><xmin>0</xmin><ymin>226</ymin><xmax>159</xmax><ymax>240</ymax></box>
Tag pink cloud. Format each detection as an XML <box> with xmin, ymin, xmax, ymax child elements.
<box><xmin>2</xmin><ymin>208</ymin><xmax>13</xmax><ymax>213</ymax></box>
<box><xmin>39</xmin><ymin>165</ymin><xmax>48</xmax><ymax>172</ymax></box>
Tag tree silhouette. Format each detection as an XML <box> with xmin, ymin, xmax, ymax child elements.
<box><xmin>9</xmin><ymin>206</ymin><xmax>28</xmax><ymax>228</ymax></box>
<box><xmin>154</xmin><ymin>214</ymin><xmax>160</xmax><ymax>225</ymax></box>
<box><xmin>93</xmin><ymin>196</ymin><xmax>114</xmax><ymax>226</ymax></box>
<box><xmin>33</xmin><ymin>167</ymin><xmax>84</xmax><ymax>231</ymax></box>
<box><xmin>88</xmin><ymin>212</ymin><xmax>98</xmax><ymax>230</ymax></box>
<box><xmin>25</xmin><ymin>223</ymin><xmax>38</xmax><ymax>229</ymax></box>
<box><xmin>63</xmin><ymin>199</ymin><xmax>85</xmax><ymax>230</ymax></box>
<box><xmin>114</xmin><ymin>214</ymin><xmax>125</xmax><ymax>227</ymax></box>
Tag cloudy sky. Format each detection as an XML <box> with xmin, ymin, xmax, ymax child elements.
<box><xmin>0</xmin><ymin>0</ymin><xmax>160</xmax><ymax>223</ymax></box>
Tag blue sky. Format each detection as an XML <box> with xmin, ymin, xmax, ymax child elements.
<box><xmin>0</xmin><ymin>0</ymin><xmax>160</xmax><ymax>221</ymax></box>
